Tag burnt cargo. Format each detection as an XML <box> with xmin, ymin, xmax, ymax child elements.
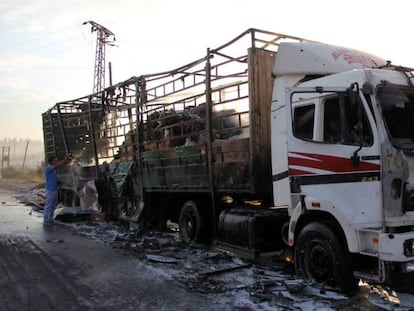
<box><xmin>42</xmin><ymin>29</ymin><xmax>287</xmax><ymax>219</ymax></box>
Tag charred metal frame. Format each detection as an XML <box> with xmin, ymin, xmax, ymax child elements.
<box><xmin>42</xmin><ymin>28</ymin><xmax>311</xmax><ymax>218</ymax></box>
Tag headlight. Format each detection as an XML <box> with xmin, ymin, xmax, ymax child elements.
<box><xmin>404</xmin><ymin>239</ymin><xmax>414</xmax><ymax>257</ymax></box>
<box><xmin>391</xmin><ymin>178</ymin><xmax>402</xmax><ymax>199</ymax></box>
<box><xmin>404</xmin><ymin>262</ymin><xmax>414</xmax><ymax>273</ymax></box>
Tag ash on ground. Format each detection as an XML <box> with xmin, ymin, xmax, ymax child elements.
<box><xmin>15</xmin><ymin>185</ymin><xmax>414</xmax><ymax>310</ymax></box>
<box><xmin>59</xmin><ymin>219</ymin><xmax>414</xmax><ymax>311</ymax></box>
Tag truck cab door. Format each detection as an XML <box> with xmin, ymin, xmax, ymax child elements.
<box><xmin>283</xmin><ymin>86</ymin><xmax>381</xmax><ymax>226</ymax></box>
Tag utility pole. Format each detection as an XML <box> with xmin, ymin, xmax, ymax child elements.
<box><xmin>1</xmin><ymin>146</ymin><xmax>10</xmax><ymax>177</ymax></box>
<box><xmin>21</xmin><ymin>140</ymin><xmax>29</xmax><ymax>173</ymax></box>
<box><xmin>83</xmin><ymin>20</ymin><xmax>116</xmax><ymax>94</ymax></box>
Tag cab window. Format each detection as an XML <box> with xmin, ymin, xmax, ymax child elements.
<box><xmin>293</xmin><ymin>93</ymin><xmax>373</xmax><ymax>146</ymax></box>
<box><xmin>293</xmin><ymin>104</ymin><xmax>315</xmax><ymax>140</ymax></box>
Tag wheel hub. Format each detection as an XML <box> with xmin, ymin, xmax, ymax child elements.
<box><xmin>307</xmin><ymin>243</ymin><xmax>333</xmax><ymax>281</ymax></box>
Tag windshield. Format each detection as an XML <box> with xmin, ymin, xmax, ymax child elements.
<box><xmin>377</xmin><ymin>83</ymin><xmax>414</xmax><ymax>149</ymax></box>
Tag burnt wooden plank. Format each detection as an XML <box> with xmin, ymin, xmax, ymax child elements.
<box><xmin>248</xmin><ymin>48</ymin><xmax>275</xmax><ymax>193</ymax></box>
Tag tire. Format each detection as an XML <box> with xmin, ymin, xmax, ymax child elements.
<box><xmin>294</xmin><ymin>222</ymin><xmax>359</xmax><ymax>293</ymax></box>
<box><xmin>179</xmin><ymin>201</ymin><xmax>202</xmax><ymax>243</ymax></box>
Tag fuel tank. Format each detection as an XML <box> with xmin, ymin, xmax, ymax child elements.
<box><xmin>217</xmin><ymin>207</ymin><xmax>288</xmax><ymax>253</ymax></box>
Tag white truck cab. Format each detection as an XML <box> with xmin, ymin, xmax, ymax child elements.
<box><xmin>272</xmin><ymin>42</ymin><xmax>414</xmax><ymax>290</ymax></box>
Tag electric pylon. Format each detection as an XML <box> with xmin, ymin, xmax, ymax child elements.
<box><xmin>83</xmin><ymin>20</ymin><xmax>116</xmax><ymax>94</ymax></box>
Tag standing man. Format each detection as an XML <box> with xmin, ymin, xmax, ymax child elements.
<box><xmin>44</xmin><ymin>154</ymin><xmax>70</xmax><ymax>226</ymax></box>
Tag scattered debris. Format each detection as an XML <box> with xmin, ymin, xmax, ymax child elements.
<box><xmin>54</xmin><ymin>206</ymin><xmax>96</xmax><ymax>221</ymax></box>
<box><xmin>62</xmin><ymin>221</ymin><xmax>414</xmax><ymax>309</ymax></box>
<box><xmin>15</xmin><ymin>185</ymin><xmax>45</xmax><ymax>208</ymax></box>
<box><xmin>146</xmin><ymin>254</ymin><xmax>178</xmax><ymax>264</ymax></box>
<box><xmin>198</xmin><ymin>263</ymin><xmax>252</xmax><ymax>277</ymax></box>
<box><xmin>11</xmin><ymin>193</ymin><xmax>414</xmax><ymax>310</ymax></box>
<box><xmin>46</xmin><ymin>239</ymin><xmax>64</xmax><ymax>243</ymax></box>
<box><xmin>284</xmin><ymin>279</ymin><xmax>307</xmax><ymax>294</ymax></box>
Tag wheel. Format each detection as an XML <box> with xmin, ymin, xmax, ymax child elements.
<box><xmin>294</xmin><ymin>222</ymin><xmax>359</xmax><ymax>293</ymax></box>
<box><xmin>179</xmin><ymin>201</ymin><xmax>202</xmax><ymax>243</ymax></box>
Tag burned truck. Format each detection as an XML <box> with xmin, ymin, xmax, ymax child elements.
<box><xmin>43</xmin><ymin>28</ymin><xmax>414</xmax><ymax>291</ymax></box>
<box><xmin>42</xmin><ymin>28</ymin><xmax>293</xmax><ymax>249</ymax></box>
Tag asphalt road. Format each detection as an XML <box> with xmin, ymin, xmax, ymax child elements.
<box><xmin>0</xmin><ymin>186</ymin><xmax>231</xmax><ymax>311</ymax></box>
<box><xmin>4</xmin><ymin>181</ymin><xmax>414</xmax><ymax>311</ymax></box>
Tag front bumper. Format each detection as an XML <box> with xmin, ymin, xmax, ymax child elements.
<box><xmin>379</xmin><ymin>231</ymin><xmax>414</xmax><ymax>262</ymax></box>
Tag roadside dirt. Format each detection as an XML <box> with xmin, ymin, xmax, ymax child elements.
<box><xmin>0</xmin><ymin>178</ymin><xmax>40</xmax><ymax>191</ymax></box>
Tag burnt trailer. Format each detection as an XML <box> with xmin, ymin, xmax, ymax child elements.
<box><xmin>43</xmin><ymin>29</ymin><xmax>307</xmax><ymax>257</ymax></box>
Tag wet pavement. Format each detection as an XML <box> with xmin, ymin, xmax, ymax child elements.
<box><xmin>0</xmin><ymin>186</ymin><xmax>232</xmax><ymax>311</ymax></box>
<box><xmin>4</xmin><ymin>184</ymin><xmax>414</xmax><ymax>310</ymax></box>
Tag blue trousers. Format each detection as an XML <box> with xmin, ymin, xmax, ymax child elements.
<box><xmin>44</xmin><ymin>190</ymin><xmax>58</xmax><ymax>224</ymax></box>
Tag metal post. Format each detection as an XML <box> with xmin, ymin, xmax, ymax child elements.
<box><xmin>56</xmin><ymin>104</ymin><xmax>69</xmax><ymax>155</ymax></box>
<box><xmin>134</xmin><ymin>77</ymin><xmax>145</xmax><ymax>202</ymax></box>
<box><xmin>109</xmin><ymin>61</ymin><xmax>113</xmax><ymax>87</ymax></box>
<box><xmin>205</xmin><ymin>48</ymin><xmax>216</xmax><ymax>235</ymax></box>
<box><xmin>88</xmin><ymin>96</ymin><xmax>100</xmax><ymax>177</ymax></box>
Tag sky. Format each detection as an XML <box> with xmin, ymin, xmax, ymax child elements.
<box><xmin>0</xmin><ymin>0</ymin><xmax>413</xmax><ymax>141</ymax></box>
